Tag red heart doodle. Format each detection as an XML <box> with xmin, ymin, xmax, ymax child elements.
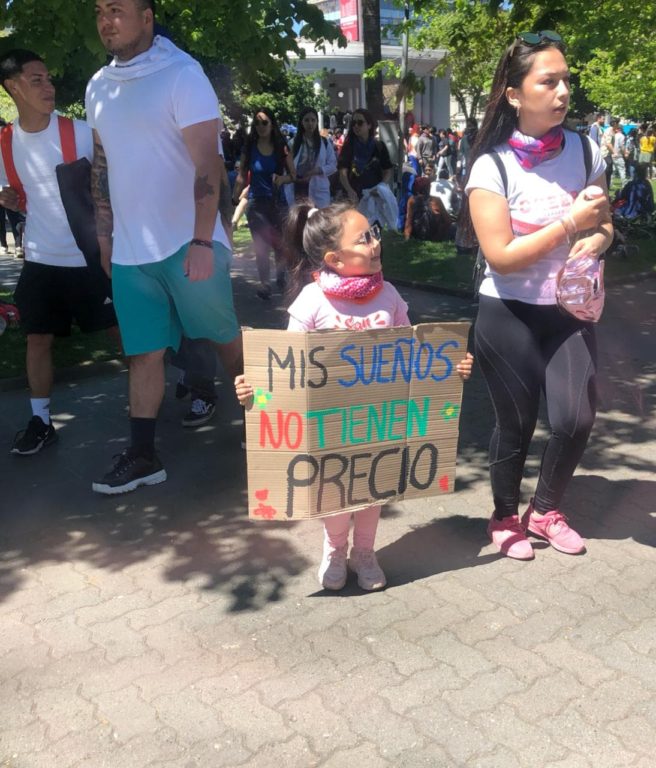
<box><xmin>439</xmin><ymin>475</ymin><xmax>450</xmax><ymax>492</ymax></box>
<box><xmin>255</xmin><ymin>488</ymin><xmax>269</xmax><ymax>501</ymax></box>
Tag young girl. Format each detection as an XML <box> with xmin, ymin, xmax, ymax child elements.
<box><xmin>236</xmin><ymin>201</ymin><xmax>473</xmax><ymax>591</ymax></box>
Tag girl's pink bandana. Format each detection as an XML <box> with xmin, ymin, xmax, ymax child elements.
<box><xmin>508</xmin><ymin>126</ymin><xmax>564</xmax><ymax>169</ymax></box>
<box><xmin>314</xmin><ymin>269</ymin><xmax>384</xmax><ymax>303</ymax></box>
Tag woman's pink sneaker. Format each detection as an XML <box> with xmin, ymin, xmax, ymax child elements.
<box><xmin>522</xmin><ymin>502</ymin><xmax>586</xmax><ymax>555</ymax></box>
<box><xmin>487</xmin><ymin>514</ymin><xmax>534</xmax><ymax>560</ymax></box>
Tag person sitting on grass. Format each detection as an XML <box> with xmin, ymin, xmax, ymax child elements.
<box><xmin>404</xmin><ymin>176</ymin><xmax>453</xmax><ymax>242</ymax></box>
<box><xmin>613</xmin><ymin>163</ymin><xmax>655</xmax><ymax>221</ymax></box>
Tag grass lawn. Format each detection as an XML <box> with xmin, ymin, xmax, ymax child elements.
<box><xmin>0</xmin><ymin>287</ymin><xmax>121</xmax><ymax>380</ymax></box>
<box><xmin>1</xmin><ymin>206</ymin><xmax>653</xmax><ymax>379</ymax></box>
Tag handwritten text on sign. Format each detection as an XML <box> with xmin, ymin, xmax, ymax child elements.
<box><xmin>243</xmin><ymin>323</ymin><xmax>470</xmax><ymax>521</ymax></box>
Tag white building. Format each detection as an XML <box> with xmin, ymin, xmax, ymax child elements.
<box><xmin>293</xmin><ymin>1</ymin><xmax>450</xmax><ymax>128</ymax></box>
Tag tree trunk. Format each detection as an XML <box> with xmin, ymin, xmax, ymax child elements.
<box><xmin>362</xmin><ymin>0</ymin><xmax>385</xmax><ymax>118</ymax></box>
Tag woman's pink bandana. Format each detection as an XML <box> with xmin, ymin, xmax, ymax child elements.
<box><xmin>314</xmin><ymin>269</ymin><xmax>384</xmax><ymax>302</ymax></box>
<box><xmin>508</xmin><ymin>126</ymin><xmax>564</xmax><ymax>169</ymax></box>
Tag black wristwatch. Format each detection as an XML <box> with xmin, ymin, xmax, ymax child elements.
<box><xmin>190</xmin><ymin>238</ymin><xmax>213</xmax><ymax>250</ymax></box>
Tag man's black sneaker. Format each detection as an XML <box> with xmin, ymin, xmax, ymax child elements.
<box><xmin>92</xmin><ymin>449</ymin><xmax>167</xmax><ymax>495</ymax></box>
<box><xmin>182</xmin><ymin>398</ymin><xmax>216</xmax><ymax>428</ymax></box>
<box><xmin>11</xmin><ymin>416</ymin><xmax>58</xmax><ymax>455</ymax></box>
<box><xmin>175</xmin><ymin>381</ymin><xmax>190</xmax><ymax>400</ymax></box>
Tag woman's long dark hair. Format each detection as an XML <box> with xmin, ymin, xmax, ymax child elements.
<box><xmin>285</xmin><ymin>200</ymin><xmax>353</xmax><ymax>303</ymax></box>
<box><xmin>345</xmin><ymin>107</ymin><xmax>376</xmax><ymax>144</ymax></box>
<box><xmin>292</xmin><ymin>107</ymin><xmax>321</xmax><ymax>157</ymax></box>
<box><xmin>241</xmin><ymin>106</ymin><xmax>288</xmax><ymax>173</ymax></box>
<box><xmin>459</xmin><ymin>36</ymin><xmax>567</xmax><ymax>238</ymax></box>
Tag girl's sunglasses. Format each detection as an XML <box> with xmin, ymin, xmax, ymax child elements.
<box><xmin>352</xmin><ymin>119</ymin><xmax>367</xmax><ymax>127</ymax></box>
<box><xmin>353</xmin><ymin>222</ymin><xmax>382</xmax><ymax>246</ymax></box>
<box><xmin>255</xmin><ymin>119</ymin><xmax>270</xmax><ymax>126</ymax></box>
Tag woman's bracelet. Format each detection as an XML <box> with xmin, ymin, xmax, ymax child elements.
<box><xmin>559</xmin><ymin>215</ymin><xmax>577</xmax><ymax>244</ymax></box>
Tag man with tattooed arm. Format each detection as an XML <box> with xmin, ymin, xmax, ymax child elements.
<box><xmin>87</xmin><ymin>0</ymin><xmax>242</xmax><ymax>494</ymax></box>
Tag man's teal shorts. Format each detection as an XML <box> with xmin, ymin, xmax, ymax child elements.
<box><xmin>112</xmin><ymin>241</ymin><xmax>239</xmax><ymax>356</ymax></box>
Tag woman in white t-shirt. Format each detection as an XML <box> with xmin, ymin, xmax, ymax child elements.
<box><xmin>464</xmin><ymin>31</ymin><xmax>613</xmax><ymax>561</ymax></box>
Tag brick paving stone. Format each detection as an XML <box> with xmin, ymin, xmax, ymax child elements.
<box><xmin>318</xmin><ymin>661</ymin><xmax>405</xmax><ymax>711</ymax></box>
<box><xmin>92</xmin><ymin>684</ymin><xmax>160</xmax><ymax>742</ymax></box>
<box><xmin>594</xmin><ymin>639</ymin><xmax>656</xmax><ymax>688</ymax></box>
<box><xmin>152</xmin><ymin>691</ymin><xmax>226</xmax><ymax>743</ymax></box>
<box><xmin>468</xmin><ymin>749</ymin><xmax>523</xmax><ymax>768</ymax></box>
<box><xmin>606</xmin><ymin>715</ymin><xmax>655</xmax><ymax>757</ymax></box>
<box><xmin>473</xmin><ymin>706</ymin><xmax>568</xmax><ymax>767</ymax></box>
<box><xmin>318</xmin><ymin>741</ymin><xmax>388</xmax><ymax>768</ymax></box>
<box><xmin>410</xmin><ymin>698</ymin><xmax>491</xmax><ymax>764</ymax></box>
<box><xmin>445</xmin><ymin>668</ymin><xmax>527</xmax><ymax>718</ymax></box>
<box><xmin>395</xmin><ymin>741</ymin><xmax>452</xmax><ymax>767</ymax></box>
<box><xmin>379</xmin><ymin>665</ymin><xmax>466</xmax><ymax>715</ymax></box>
<box><xmin>365</xmin><ymin>628</ymin><xmax>435</xmax><ymax>676</ymax></box>
<box><xmin>75</xmin><ymin>590</ymin><xmax>155</xmax><ymax>627</ymax></box>
<box><xmin>0</xmin><ymin>720</ymin><xmax>48</xmax><ymax>756</ymax></box>
<box><xmin>530</xmin><ymin>637</ymin><xmax>617</xmax><ymax>687</ymax></box>
<box><xmin>0</xmin><ymin>613</ymin><xmax>38</xmax><ymax>656</ymax></box>
<box><xmin>279</xmin><ymin>691</ymin><xmax>358</xmax><ymax>757</ymax></box>
<box><xmin>32</xmin><ymin>614</ymin><xmax>94</xmax><ymax>658</ymax></box>
<box><xmin>253</xmin><ymin>661</ymin><xmax>342</xmax><ymax>708</ymax></box>
<box><xmin>88</xmin><ymin>617</ymin><xmax>148</xmax><ymax>664</ymax></box>
<box><xmin>336</xmin><ymin>694</ymin><xmax>424</xmax><ymax>760</ymax></box>
<box><xmin>391</xmin><ymin>603</ymin><xmax>468</xmax><ymax>642</ymax></box>
<box><xmin>32</xmin><ymin>687</ymin><xmax>98</xmax><ymax>742</ymax></box>
<box><xmin>506</xmin><ymin>670</ymin><xmax>588</xmax><ymax>719</ymax></box>
<box><xmin>239</xmin><ymin>735</ymin><xmax>317</xmax><ymax>768</ymax></box>
<box><xmin>573</xmin><ymin>676</ymin><xmax>653</xmax><ymax>724</ymax></box>
<box><xmin>543</xmin><ymin>757</ymin><xmax>592</xmax><ymax>768</ymax></box>
<box><xmin>219</xmin><ymin>690</ymin><xmax>293</xmax><ymax>753</ymax></box>
<box><xmin>474</xmin><ymin>636</ymin><xmax>552</xmax><ymax>685</ymax></box>
<box><xmin>420</xmin><ymin>630</ymin><xmax>494</xmax><ymax>680</ymax></box>
<box><xmin>539</xmin><ymin>706</ymin><xmax>641</xmax><ymax>766</ymax></box>
<box><xmin>125</xmin><ymin>594</ymin><xmax>203</xmax><ymax>631</ymax></box>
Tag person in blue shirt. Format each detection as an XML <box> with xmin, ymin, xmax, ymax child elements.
<box><xmin>232</xmin><ymin>108</ymin><xmax>296</xmax><ymax>300</ymax></box>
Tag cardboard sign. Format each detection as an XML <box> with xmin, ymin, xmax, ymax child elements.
<box><xmin>244</xmin><ymin>323</ymin><xmax>470</xmax><ymax>521</ymax></box>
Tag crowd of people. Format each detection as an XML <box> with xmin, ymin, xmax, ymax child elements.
<box><xmin>0</xmin><ymin>2</ymin><xmax>618</xmax><ymax>590</ymax></box>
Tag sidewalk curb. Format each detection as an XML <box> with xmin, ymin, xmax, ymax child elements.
<box><xmin>0</xmin><ymin>358</ymin><xmax>126</xmax><ymax>393</ymax></box>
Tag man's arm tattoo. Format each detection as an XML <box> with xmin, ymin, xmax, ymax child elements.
<box><xmin>194</xmin><ymin>173</ymin><xmax>216</xmax><ymax>202</ymax></box>
<box><xmin>91</xmin><ymin>138</ymin><xmax>113</xmax><ymax>238</ymax></box>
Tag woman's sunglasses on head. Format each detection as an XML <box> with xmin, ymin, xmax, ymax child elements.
<box><xmin>511</xmin><ymin>30</ymin><xmax>562</xmax><ymax>55</ymax></box>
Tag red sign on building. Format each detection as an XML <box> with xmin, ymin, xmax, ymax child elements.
<box><xmin>339</xmin><ymin>0</ymin><xmax>359</xmax><ymax>41</ymax></box>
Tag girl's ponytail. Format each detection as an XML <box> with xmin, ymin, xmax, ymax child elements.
<box><xmin>284</xmin><ymin>200</ymin><xmax>353</xmax><ymax>303</ymax></box>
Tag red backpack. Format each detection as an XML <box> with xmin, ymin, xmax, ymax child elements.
<box><xmin>0</xmin><ymin>115</ymin><xmax>77</xmax><ymax>211</ymax></box>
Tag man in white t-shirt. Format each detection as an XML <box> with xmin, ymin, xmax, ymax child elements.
<box><xmin>0</xmin><ymin>49</ymin><xmax>118</xmax><ymax>456</ymax></box>
<box><xmin>87</xmin><ymin>0</ymin><xmax>242</xmax><ymax>495</ymax></box>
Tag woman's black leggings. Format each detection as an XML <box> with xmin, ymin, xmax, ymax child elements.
<box><xmin>474</xmin><ymin>296</ymin><xmax>597</xmax><ymax>518</ymax></box>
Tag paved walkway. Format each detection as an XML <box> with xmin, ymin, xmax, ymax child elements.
<box><xmin>0</xmin><ymin>247</ymin><xmax>655</xmax><ymax>767</ymax></box>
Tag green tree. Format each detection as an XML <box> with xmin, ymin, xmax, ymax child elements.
<box><xmin>0</xmin><ymin>0</ymin><xmax>344</xmax><ymax>109</ymax></box>
<box><xmin>413</xmin><ymin>0</ymin><xmax>516</xmax><ymax>121</ymax></box>
<box><xmin>233</xmin><ymin>67</ymin><xmax>329</xmax><ymax>125</ymax></box>
<box><xmin>509</xmin><ymin>0</ymin><xmax>656</xmax><ymax>117</ymax></box>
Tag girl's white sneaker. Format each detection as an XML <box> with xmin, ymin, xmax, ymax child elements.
<box><xmin>318</xmin><ymin>546</ymin><xmax>347</xmax><ymax>590</ymax></box>
<box><xmin>349</xmin><ymin>548</ymin><xmax>386</xmax><ymax>591</ymax></box>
